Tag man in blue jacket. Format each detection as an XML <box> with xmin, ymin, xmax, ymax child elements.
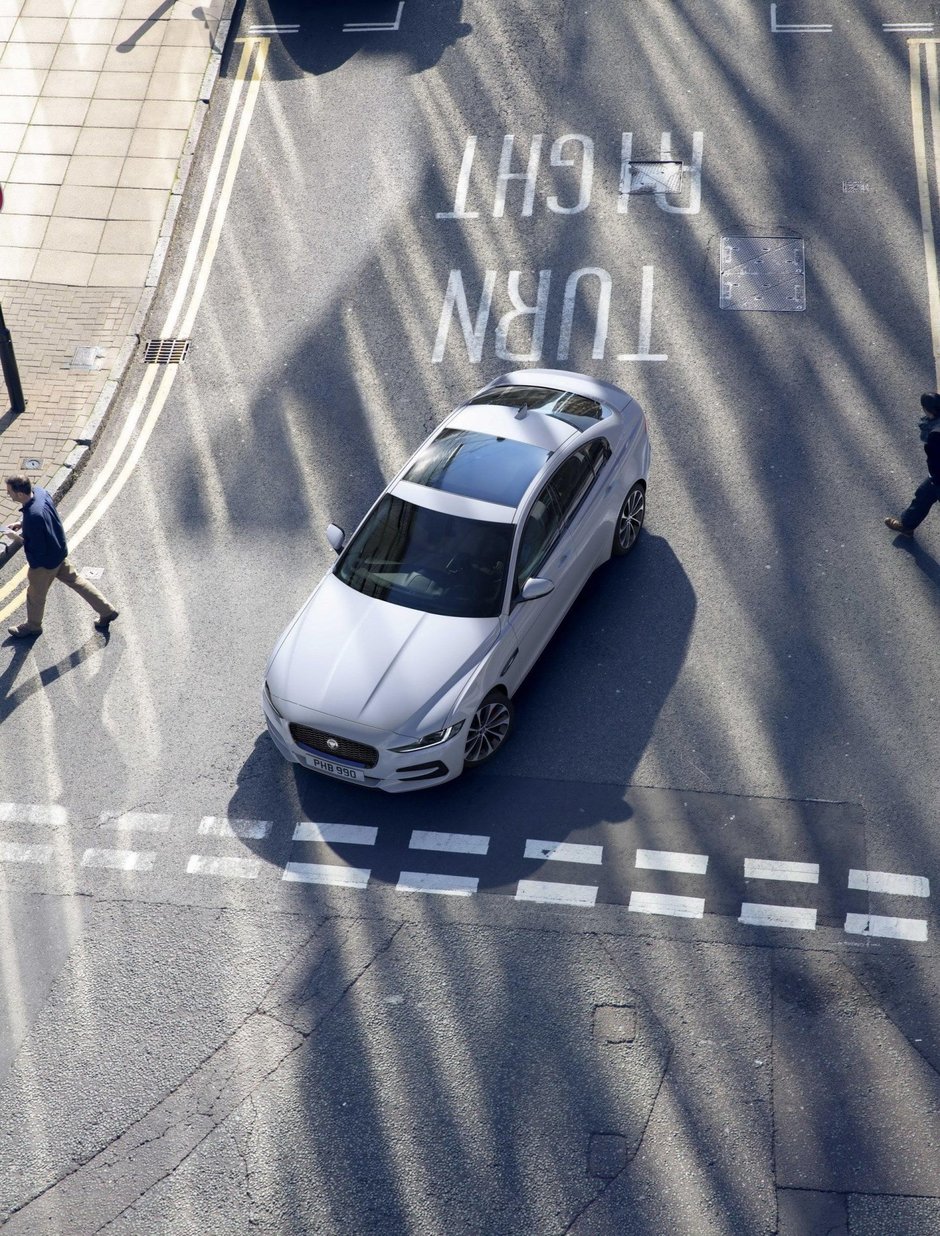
<box><xmin>886</xmin><ymin>392</ymin><xmax>940</xmax><ymax>537</ymax></box>
<box><xmin>3</xmin><ymin>475</ymin><xmax>119</xmax><ymax>639</ymax></box>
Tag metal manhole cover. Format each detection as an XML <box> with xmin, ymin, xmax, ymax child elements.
<box><xmin>627</xmin><ymin>160</ymin><xmax>683</xmax><ymax>194</ymax></box>
<box><xmin>720</xmin><ymin>236</ymin><xmax>806</xmax><ymax>311</ymax></box>
<box><xmin>144</xmin><ymin>338</ymin><xmax>190</xmax><ymax>364</ymax></box>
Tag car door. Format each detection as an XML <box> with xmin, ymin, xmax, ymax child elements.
<box><xmin>503</xmin><ymin>448</ymin><xmax>600</xmax><ymax>690</ymax></box>
<box><xmin>549</xmin><ymin>438</ymin><xmax>613</xmax><ymax>587</ymax></box>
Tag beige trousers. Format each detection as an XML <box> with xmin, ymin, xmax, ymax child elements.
<box><xmin>24</xmin><ymin>559</ymin><xmax>115</xmax><ymax>631</ymax></box>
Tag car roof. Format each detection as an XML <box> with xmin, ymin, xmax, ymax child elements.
<box><xmin>385</xmin><ymin>372</ymin><xmax>633</xmax><ymax>524</ymax></box>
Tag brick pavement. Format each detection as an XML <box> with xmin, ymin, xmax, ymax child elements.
<box><xmin>0</xmin><ymin>0</ymin><xmax>233</xmax><ymax>540</ymax></box>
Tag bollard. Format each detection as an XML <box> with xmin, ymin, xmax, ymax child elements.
<box><xmin>0</xmin><ymin>302</ymin><xmax>26</xmax><ymax>414</ymax></box>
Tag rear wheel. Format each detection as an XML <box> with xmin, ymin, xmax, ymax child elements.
<box><xmin>463</xmin><ymin>691</ymin><xmax>514</xmax><ymax>767</ymax></box>
<box><xmin>612</xmin><ymin>482</ymin><xmax>645</xmax><ymax>556</ymax></box>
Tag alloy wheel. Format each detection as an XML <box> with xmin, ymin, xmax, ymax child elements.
<box><xmin>465</xmin><ymin>699</ymin><xmax>512</xmax><ymax>765</ymax></box>
<box><xmin>617</xmin><ymin>485</ymin><xmax>645</xmax><ymax>553</ymax></box>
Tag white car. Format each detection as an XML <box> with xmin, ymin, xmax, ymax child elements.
<box><xmin>262</xmin><ymin>369</ymin><xmax>650</xmax><ymax>792</ymax></box>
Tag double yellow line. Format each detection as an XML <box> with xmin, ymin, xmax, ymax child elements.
<box><xmin>911</xmin><ymin>39</ymin><xmax>940</xmax><ymax>390</ymax></box>
<box><xmin>0</xmin><ymin>37</ymin><xmax>269</xmax><ymax>624</ymax></box>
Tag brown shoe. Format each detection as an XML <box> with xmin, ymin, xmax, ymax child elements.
<box><xmin>94</xmin><ymin>609</ymin><xmax>119</xmax><ymax>632</ymax></box>
<box><xmin>7</xmin><ymin>624</ymin><xmax>42</xmax><ymax>638</ymax></box>
<box><xmin>884</xmin><ymin>517</ymin><xmax>914</xmax><ymax>537</ymax></box>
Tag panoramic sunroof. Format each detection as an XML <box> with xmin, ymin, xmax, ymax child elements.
<box><xmin>404</xmin><ymin>429</ymin><xmax>549</xmax><ymax>507</ymax></box>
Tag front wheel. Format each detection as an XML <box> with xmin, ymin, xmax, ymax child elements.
<box><xmin>612</xmin><ymin>482</ymin><xmax>646</xmax><ymax>556</ymax></box>
<box><xmin>463</xmin><ymin>691</ymin><xmax>514</xmax><ymax>768</ymax></box>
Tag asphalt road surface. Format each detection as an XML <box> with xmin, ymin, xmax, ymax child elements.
<box><xmin>2</xmin><ymin>1</ymin><xmax>940</xmax><ymax>1233</ymax></box>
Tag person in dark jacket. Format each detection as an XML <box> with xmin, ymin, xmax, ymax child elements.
<box><xmin>885</xmin><ymin>392</ymin><xmax>940</xmax><ymax>537</ymax></box>
<box><xmin>3</xmin><ymin>475</ymin><xmax>119</xmax><ymax>639</ymax></box>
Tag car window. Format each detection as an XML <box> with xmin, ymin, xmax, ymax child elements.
<box><xmin>583</xmin><ymin>438</ymin><xmax>611</xmax><ymax>475</ymax></box>
<box><xmin>336</xmin><ymin>494</ymin><xmax>513</xmax><ymax>619</ymax></box>
<box><xmin>514</xmin><ymin>484</ymin><xmax>563</xmax><ymax>595</ymax></box>
<box><xmin>547</xmin><ymin>450</ymin><xmax>596</xmax><ymax>522</ymax></box>
<box><xmin>469</xmin><ymin>385</ymin><xmax>604</xmax><ymax>431</ymax></box>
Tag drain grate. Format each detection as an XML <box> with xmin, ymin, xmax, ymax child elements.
<box><xmin>720</xmin><ymin>236</ymin><xmax>806</xmax><ymax>311</ymax></box>
<box><xmin>144</xmin><ymin>338</ymin><xmax>190</xmax><ymax>364</ymax></box>
<box><xmin>627</xmin><ymin>160</ymin><xmax>683</xmax><ymax>194</ymax></box>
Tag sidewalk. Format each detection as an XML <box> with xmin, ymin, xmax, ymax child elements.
<box><xmin>0</xmin><ymin>0</ymin><xmax>232</xmax><ymax>551</ymax></box>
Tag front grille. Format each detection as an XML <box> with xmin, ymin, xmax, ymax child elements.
<box><xmin>289</xmin><ymin>724</ymin><xmax>379</xmax><ymax>769</ymax></box>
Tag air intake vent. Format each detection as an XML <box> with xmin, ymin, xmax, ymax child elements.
<box><xmin>144</xmin><ymin>338</ymin><xmax>190</xmax><ymax>364</ymax></box>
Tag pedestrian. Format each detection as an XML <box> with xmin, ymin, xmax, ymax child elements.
<box><xmin>2</xmin><ymin>475</ymin><xmax>119</xmax><ymax>639</ymax></box>
<box><xmin>885</xmin><ymin>392</ymin><xmax>940</xmax><ymax>538</ymax></box>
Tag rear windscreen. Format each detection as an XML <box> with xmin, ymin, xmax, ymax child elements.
<box><xmin>468</xmin><ymin>385</ymin><xmax>603</xmax><ymax>430</ymax></box>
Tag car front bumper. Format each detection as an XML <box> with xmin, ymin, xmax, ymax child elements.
<box><xmin>261</xmin><ymin>689</ymin><xmax>466</xmax><ymax>793</ymax></box>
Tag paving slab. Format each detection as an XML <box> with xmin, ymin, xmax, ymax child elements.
<box><xmin>0</xmin><ymin>0</ymin><xmax>233</xmax><ymax>540</ymax></box>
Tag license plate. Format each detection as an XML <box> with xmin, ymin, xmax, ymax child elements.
<box><xmin>307</xmin><ymin>754</ymin><xmax>365</xmax><ymax>783</ymax></box>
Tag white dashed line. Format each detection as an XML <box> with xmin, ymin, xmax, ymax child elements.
<box><xmin>844</xmin><ymin>913</ymin><xmax>928</xmax><ymax>942</ymax></box>
<box><xmin>81</xmin><ymin>848</ymin><xmax>155</xmax><ymax>872</ymax></box>
<box><xmin>186</xmin><ymin>855</ymin><xmax>261</xmax><ymax>879</ymax></box>
<box><xmin>293</xmin><ymin>821</ymin><xmax>378</xmax><ymax>846</ymax></box>
<box><xmin>98</xmin><ymin>812</ymin><xmax>173</xmax><ymax>833</ymax></box>
<box><xmin>283</xmin><ymin>862</ymin><xmax>371</xmax><ymax>889</ymax></box>
<box><xmin>0</xmin><ymin>803</ymin><xmax>66</xmax><ymax>827</ymax></box>
<box><xmin>745</xmin><ymin>859</ymin><xmax>820</xmax><ymax>884</ymax></box>
<box><xmin>410</xmin><ymin>830</ymin><xmax>489</xmax><ymax>855</ymax></box>
<box><xmin>0</xmin><ymin>841</ymin><xmax>54</xmax><ymax>864</ymax></box>
<box><xmin>884</xmin><ymin>23</ymin><xmax>933</xmax><ymax>33</ymax></box>
<box><xmin>396</xmin><ymin>872</ymin><xmax>478</xmax><ymax>896</ymax></box>
<box><xmin>847</xmin><ymin>870</ymin><xmax>930</xmax><ymax>898</ymax></box>
<box><xmin>515</xmin><ymin>880</ymin><xmax>598</xmax><ymax>907</ymax></box>
<box><xmin>636</xmin><ymin>849</ymin><xmax>708</xmax><ymax>875</ymax></box>
<box><xmin>739</xmin><ymin>903</ymin><xmax>817</xmax><ymax>930</ymax></box>
<box><xmin>344</xmin><ymin>1</ymin><xmax>404</xmax><ymax>32</ymax></box>
<box><xmin>199</xmin><ymin>816</ymin><xmax>272</xmax><ymax>840</ymax></box>
<box><xmin>524</xmin><ymin>839</ymin><xmax>603</xmax><ymax>865</ymax></box>
<box><xmin>769</xmin><ymin>4</ymin><xmax>832</xmax><ymax>33</ymax></box>
<box><xmin>629</xmin><ymin>891</ymin><xmax>705</xmax><ymax>919</ymax></box>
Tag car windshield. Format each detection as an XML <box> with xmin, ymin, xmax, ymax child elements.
<box><xmin>469</xmin><ymin>385</ymin><xmax>603</xmax><ymax>431</ymax></box>
<box><xmin>335</xmin><ymin>494</ymin><xmax>513</xmax><ymax>619</ymax></box>
<box><xmin>403</xmin><ymin>428</ymin><xmax>548</xmax><ymax>507</ymax></box>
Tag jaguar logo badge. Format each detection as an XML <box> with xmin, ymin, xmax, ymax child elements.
<box><xmin>326</xmin><ymin>738</ymin><xmax>339</xmax><ymax>752</ymax></box>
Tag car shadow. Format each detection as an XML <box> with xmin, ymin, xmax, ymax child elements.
<box><xmin>226</xmin><ymin>530</ymin><xmax>695</xmax><ymax>891</ymax></box>
<box><xmin>256</xmin><ymin>0</ymin><xmax>471</xmax><ymax>81</ymax></box>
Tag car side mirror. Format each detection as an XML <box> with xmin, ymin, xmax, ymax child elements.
<box><xmin>326</xmin><ymin>523</ymin><xmax>345</xmax><ymax>553</ymax></box>
<box><xmin>520</xmin><ymin>576</ymin><xmax>554</xmax><ymax>601</ymax></box>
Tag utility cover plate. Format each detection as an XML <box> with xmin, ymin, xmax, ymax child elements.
<box><xmin>70</xmin><ymin>346</ymin><xmax>103</xmax><ymax>371</ymax></box>
<box><xmin>628</xmin><ymin>160</ymin><xmax>683</xmax><ymax>194</ymax></box>
<box><xmin>720</xmin><ymin>236</ymin><xmax>806</xmax><ymax>311</ymax></box>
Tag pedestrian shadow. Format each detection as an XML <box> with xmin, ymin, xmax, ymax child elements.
<box><xmin>0</xmin><ymin>635</ymin><xmax>103</xmax><ymax>724</ymax></box>
<box><xmin>893</xmin><ymin>535</ymin><xmax>940</xmax><ymax>591</ymax></box>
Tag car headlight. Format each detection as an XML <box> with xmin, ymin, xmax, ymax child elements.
<box><xmin>264</xmin><ymin>680</ymin><xmax>285</xmax><ymax>720</ymax></box>
<box><xmin>390</xmin><ymin>720</ymin><xmax>465</xmax><ymax>753</ymax></box>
